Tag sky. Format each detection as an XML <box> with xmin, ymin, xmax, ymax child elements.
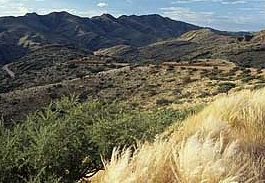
<box><xmin>0</xmin><ymin>0</ymin><xmax>265</xmax><ymax>31</ymax></box>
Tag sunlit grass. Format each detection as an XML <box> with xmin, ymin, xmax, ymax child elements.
<box><xmin>89</xmin><ymin>88</ymin><xmax>265</xmax><ymax>183</ymax></box>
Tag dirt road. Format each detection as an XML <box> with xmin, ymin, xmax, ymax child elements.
<box><xmin>3</xmin><ymin>64</ymin><xmax>15</xmax><ymax>78</ymax></box>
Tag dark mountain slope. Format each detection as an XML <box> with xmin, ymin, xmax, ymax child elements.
<box><xmin>0</xmin><ymin>12</ymin><xmax>201</xmax><ymax>65</ymax></box>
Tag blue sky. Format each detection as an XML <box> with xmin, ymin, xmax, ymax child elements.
<box><xmin>0</xmin><ymin>0</ymin><xmax>265</xmax><ymax>31</ymax></box>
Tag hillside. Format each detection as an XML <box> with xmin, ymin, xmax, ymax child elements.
<box><xmin>0</xmin><ymin>45</ymin><xmax>123</xmax><ymax>93</ymax></box>
<box><xmin>96</xmin><ymin>29</ymin><xmax>265</xmax><ymax>68</ymax></box>
<box><xmin>0</xmin><ymin>12</ymin><xmax>201</xmax><ymax>65</ymax></box>
<box><xmin>2</xmin><ymin>58</ymin><xmax>265</xmax><ymax>125</ymax></box>
<box><xmin>1</xmin><ymin>72</ymin><xmax>265</xmax><ymax>182</ymax></box>
<box><xmin>84</xmin><ymin>88</ymin><xmax>265</xmax><ymax>183</ymax></box>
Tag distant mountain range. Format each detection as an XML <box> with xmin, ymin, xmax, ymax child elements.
<box><xmin>0</xmin><ymin>11</ymin><xmax>202</xmax><ymax>65</ymax></box>
<box><xmin>1</xmin><ymin>11</ymin><xmax>262</xmax><ymax>68</ymax></box>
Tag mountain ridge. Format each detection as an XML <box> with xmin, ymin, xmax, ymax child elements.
<box><xmin>0</xmin><ymin>11</ymin><xmax>202</xmax><ymax>65</ymax></box>
<box><xmin>95</xmin><ymin>28</ymin><xmax>265</xmax><ymax>68</ymax></box>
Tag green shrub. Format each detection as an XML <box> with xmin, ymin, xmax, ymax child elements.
<box><xmin>166</xmin><ymin>65</ymin><xmax>175</xmax><ymax>71</ymax></box>
<box><xmin>76</xmin><ymin>72</ymin><xmax>86</xmax><ymax>79</ymax></box>
<box><xmin>241</xmin><ymin>75</ymin><xmax>255</xmax><ymax>83</ymax></box>
<box><xmin>231</xmin><ymin>66</ymin><xmax>240</xmax><ymax>72</ymax></box>
<box><xmin>67</xmin><ymin>63</ymin><xmax>78</xmax><ymax>69</ymax></box>
<box><xmin>90</xmin><ymin>67</ymin><xmax>105</xmax><ymax>73</ymax></box>
<box><xmin>180</xmin><ymin>67</ymin><xmax>186</xmax><ymax>70</ymax></box>
<box><xmin>156</xmin><ymin>98</ymin><xmax>172</xmax><ymax>106</ymax></box>
<box><xmin>242</xmin><ymin>69</ymin><xmax>251</xmax><ymax>74</ymax></box>
<box><xmin>217</xmin><ymin>82</ymin><xmax>236</xmax><ymax>94</ymax></box>
<box><xmin>257</xmin><ymin>68</ymin><xmax>263</xmax><ymax>74</ymax></box>
<box><xmin>253</xmin><ymin>84</ymin><xmax>265</xmax><ymax>90</ymax></box>
<box><xmin>182</xmin><ymin>76</ymin><xmax>192</xmax><ymax>84</ymax></box>
<box><xmin>0</xmin><ymin>95</ymin><xmax>198</xmax><ymax>183</ymax></box>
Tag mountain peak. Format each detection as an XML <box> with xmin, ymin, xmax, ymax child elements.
<box><xmin>99</xmin><ymin>13</ymin><xmax>116</xmax><ymax>20</ymax></box>
<box><xmin>143</xmin><ymin>14</ymin><xmax>163</xmax><ymax>18</ymax></box>
<box><xmin>48</xmin><ymin>11</ymin><xmax>73</xmax><ymax>17</ymax></box>
<box><xmin>25</xmin><ymin>12</ymin><xmax>39</xmax><ymax>17</ymax></box>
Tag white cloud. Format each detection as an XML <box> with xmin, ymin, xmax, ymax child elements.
<box><xmin>161</xmin><ymin>5</ymin><xmax>265</xmax><ymax>31</ymax></box>
<box><xmin>238</xmin><ymin>7</ymin><xmax>261</xmax><ymax>10</ymax></box>
<box><xmin>221</xmin><ymin>0</ymin><xmax>246</xmax><ymax>5</ymax></box>
<box><xmin>172</xmin><ymin>0</ymin><xmax>264</xmax><ymax>3</ymax></box>
<box><xmin>0</xmin><ymin>0</ymin><xmax>30</xmax><ymax>16</ymax></box>
<box><xmin>172</xmin><ymin>0</ymin><xmax>223</xmax><ymax>3</ymax></box>
<box><xmin>0</xmin><ymin>0</ymin><xmax>112</xmax><ymax>17</ymax></box>
<box><xmin>37</xmin><ymin>8</ymin><xmax>109</xmax><ymax>17</ymax></box>
<box><xmin>161</xmin><ymin>7</ymin><xmax>214</xmax><ymax>26</ymax></box>
<box><xmin>97</xmin><ymin>2</ymin><xmax>108</xmax><ymax>8</ymax></box>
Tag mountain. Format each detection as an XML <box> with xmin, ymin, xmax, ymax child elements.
<box><xmin>0</xmin><ymin>12</ymin><xmax>201</xmax><ymax>65</ymax></box>
<box><xmin>95</xmin><ymin>29</ymin><xmax>265</xmax><ymax>68</ymax></box>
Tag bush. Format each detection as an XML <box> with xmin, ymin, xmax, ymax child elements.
<box><xmin>156</xmin><ymin>99</ymin><xmax>172</xmax><ymax>106</ymax></box>
<box><xmin>253</xmin><ymin>84</ymin><xmax>265</xmax><ymax>90</ymax></box>
<box><xmin>90</xmin><ymin>67</ymin><xmax>104</xmax><ymax>73</ymax></box>
<box><xmin>257</xmin><ymin>68</ymin><xmax>263</xmax><ymax>74</ymax></box>
<box><xmin>67</xmin><ymin>63</ymin><xmax>78</xmax><ymax>69</ymax></box>
<box><xmin>0</xmin><ymin>96</ymin><xmax>197</xmax><ymax>183</ymax></box>
<box><xmin>182</xmin><ymin>76</ymin><xmax>192</xmax><ymax>84</ymax></box>
<box><xmin>241</xmin><ymin>75</ymin><xmax>255</xmax><ymax>83</ymax></box>
<box><xmin>180</xmin><ymin>67</ymin><xmax>186</xmax><ymax>70</ymax></box>
<box><xmin>211</xmin><ymin>66</ymin><xmax>219</xmax><ymax>75</ymax></box>
<box><xmin>217</xmin><ymin>82</ymin><xmax>236</xmax><ymax>94</ymax></box>
<box><xmin>166</xmin><ymin>65</ymin><xmax>175</xmax><ymax>71</ymax></box>
<box><xmin>76</xmin><ymin>72</ymin><xmax>86</xmax><ymax>79</ymax></box>
<box><xmin>242</xmin><ymin>69</ymin><xmax>251</xmax><ymax>74</ymax></box>
<box><xmin>231</xmin><ymin>66</ymin><xmax>240</xmax><ymax>72</ymax></box>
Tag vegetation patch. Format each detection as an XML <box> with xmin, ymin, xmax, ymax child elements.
<box><xmin>0</xmin><ymin>95</ymin><xmax>199</xmax><ymax>183</ymax></box>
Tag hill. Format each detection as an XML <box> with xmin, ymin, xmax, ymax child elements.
<box><xmin>0</xmin><ymin>45</ymin><xmax>123</xmax><ymax>93</ymax></box>
<box><xmin>0</xmin><ymin>12</ymin><xmax>201</xmax><ymax>65</ymax></box>
<box><xmin>2</xmin><ymin>58</ymin><xmax>265</xmax><ymax>125</ymax></box>
<box><xmin>2</xmin><ymin>70</ymin><xmax>264</xmax><ymax>182</ymax></box>
<box><xmin>95</xmin><ymin>29</ymin><xmax>265</xmax><ymax>68</ymax></box>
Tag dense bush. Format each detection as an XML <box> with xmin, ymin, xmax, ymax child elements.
<box><xmin>0</xmin><ymin>96</ymin><xmax>198</xmax><ymax>183</ymax></box>
<box><xmin>67</xmin><ymin>63</ymin><xmax>78</xmax><ymax>69</ymax></box>
<box><xmin>240</xmin><ymin>74</ymin><xmax>255</xmax><ymax>83</ymax></box>
<box><xmin>182</xmin><ymin>76</ymin><xmax>192</xmax><ymax>84</ymax></box>
<box><xmin>217</xmin><ymin>82</ymin><xmax>236</xmax><ymax>94</ymax></box>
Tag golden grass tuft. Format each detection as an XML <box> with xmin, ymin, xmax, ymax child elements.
<box><xmin>84</xmin><ymin>88</ymin><xmax>265</xmax><ymax>183</ymax></box>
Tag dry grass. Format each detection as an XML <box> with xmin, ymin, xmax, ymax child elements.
<box><xmin>81</xmin><ymin>88</ymin><xmax>265</xmax><ymax>183</ymax></box>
